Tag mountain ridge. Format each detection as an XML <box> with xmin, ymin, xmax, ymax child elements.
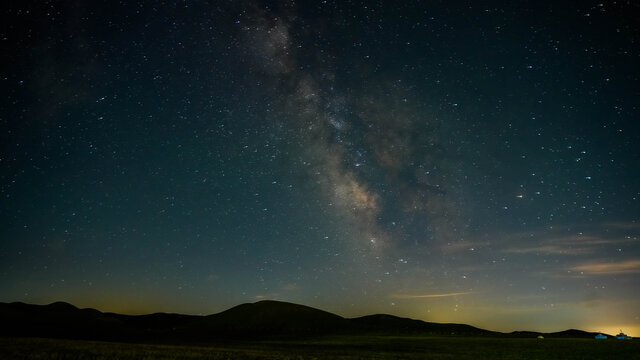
<box><xmin>0</xmin><ymin>300</ymin><xmax>609</xmax><ymax>342</ymax></box>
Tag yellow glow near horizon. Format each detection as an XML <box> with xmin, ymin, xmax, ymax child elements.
<box><xmin>585</xmin><ymin>325</ymin><xmax>639</xmax><ymax>338</ymax></box>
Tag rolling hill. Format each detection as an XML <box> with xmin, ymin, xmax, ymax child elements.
<box><xmin>0</xmin><ymin>300</ymin><xmax>608</xmax><ymax>342</ymax></box>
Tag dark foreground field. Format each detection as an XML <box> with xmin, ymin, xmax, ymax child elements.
<box><xmin>1</xmin><ymin>336</ymin><xmax>639</xmax><ymax>360</ymax></box>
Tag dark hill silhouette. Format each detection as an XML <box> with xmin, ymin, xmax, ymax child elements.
<box><xmin>0</xmin><ymin>300</ymin><xmax>610</xmax><ymax>342</ymax></box>
<box><xmin>197</xmin><ymin>300</ymin><xmax>347</xmax><ymax>336</ymax></box>
<box><xmin>352</xmin><ymin>314</ymin><xmax>494</xmax><ymax>336</ymax></box>
<box><xmin>551</xmin><ymin>329</ymin><xmax>603</xmax><ymax>338</ymax></box>
<box><xmin>0</xmin><ymin>301</ymin><xmax>128</xmax><ymax>340</ymax></box>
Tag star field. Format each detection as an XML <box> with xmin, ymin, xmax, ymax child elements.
<box><xmin>1</xmin><ymin>1</ymin><xmax>639</xmax><ymax>335</ymax></box>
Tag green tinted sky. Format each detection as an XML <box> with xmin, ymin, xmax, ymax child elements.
<box><xmin>1</xmin><ymin>0</ymin><xmax>639</xmax><ymax>336</ymax></box>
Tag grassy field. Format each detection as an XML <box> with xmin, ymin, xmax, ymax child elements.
<box><xmin>1</xmin><ymin>336</ymin><xmax>639</xmax><ymax>360</ymax></box>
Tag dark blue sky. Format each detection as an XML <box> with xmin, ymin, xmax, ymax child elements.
<box><xmin>1</xmin><ymin>0</ymin><xmax>639</xmax><ymax>335</ymax></box>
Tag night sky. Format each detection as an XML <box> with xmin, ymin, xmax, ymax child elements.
<box><xmin>2</xmin><ymin>1</ymin><xmax>639</xmax><ymax>336</ymax></box>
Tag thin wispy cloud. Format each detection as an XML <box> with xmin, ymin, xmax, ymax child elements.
<box><xmin>570</xmin><ymin>259</ymin><xmax>640</xmax><ymax>275</ymax></box>
<box><xmin>604</xmin><ymin>221</ymin><xmax>640</xmax><ymax>231</ymax></box>
<box><xmin>391</xmin><ymin>291</ymin><xmax>473</xmax><ymax>299</ymax></box>
<box><xmin>503</xmin><ymin>244</ymin><xmax>590</xmax><ymax>256</ymax></box>
<box><xmin>502</xmin><ymin>234</ymin><xmax>637</xmax><ymax>256</ymax></box>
